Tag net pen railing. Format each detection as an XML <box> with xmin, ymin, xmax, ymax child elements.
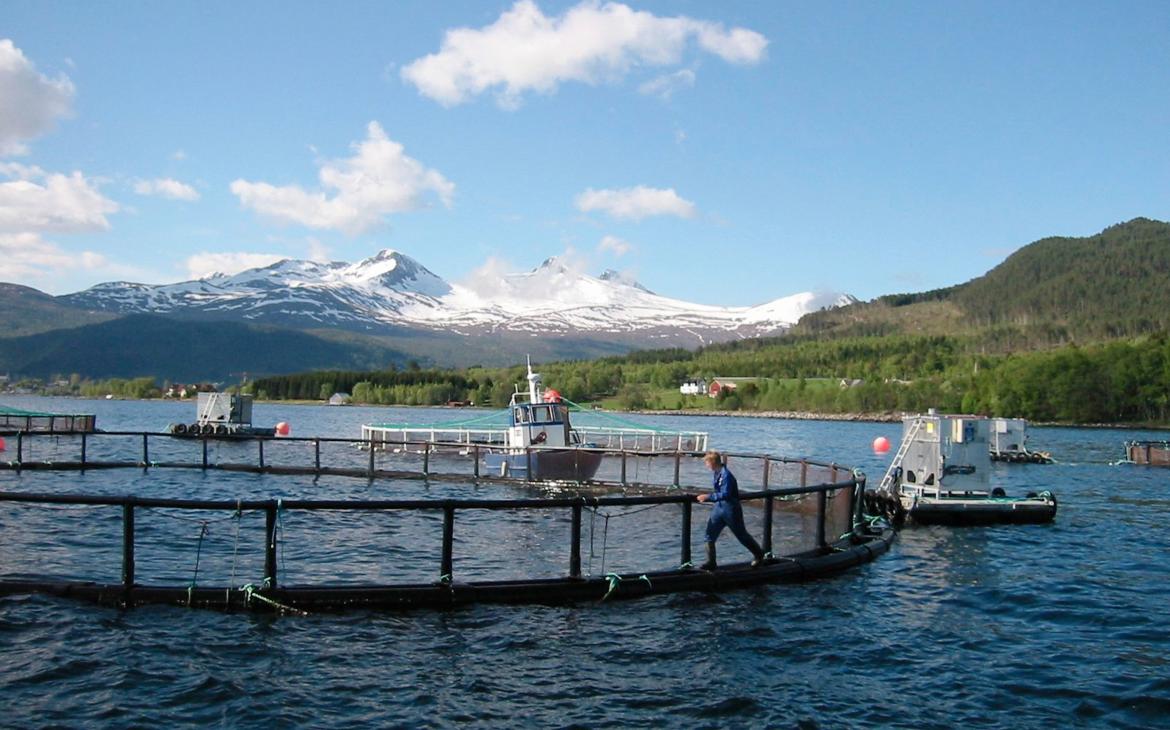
<box><xmin>0</xmin><ymin>465</ymin><xmax>868</xmax><ymax>608</ymax></box>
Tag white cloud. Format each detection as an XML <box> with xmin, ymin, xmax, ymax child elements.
<box><xmin>171</xmin><ymin>149</ymin><xmax>187</xmax><ymax>161</ymax></box>
<box><xmin>184</xmin><ymin>251</ymin><xmax>286</xmax><ymax>280</ymax></box>
<box><xmin>401</xmin><ymin>0</ymin><xmax>767</xmax><ymax>107</ymax></box>
<box><xmin>306</xmin><ymin>237</ymin><xmax>332</xmax><ymax>263</ymax></box>
<box><xmin>575</xmin><ymin>186</ymin><xmax>695</xmax><ymax>221</ymax></box>
<box><xmin>0</xmin><ymin>162</ymin><xmax>119</xmax><ymax>233</ymax></box>
<box><xmin>598</xmin><ymin>234</ymin><xmax>631</xmax><ymax>256</ymax></box>
<box><xmin>0</xmin><ymin>39</ymin><xmax>75</xmax><ymax>156</ymax></box>
<box><xmin>231</xmin><ymin>121</ymin><xmax>454</xmax><ymax>235</ymax></box>
<box><xmin>134</xmin><ymin>177</ymin><xmax>200</xmax><ymax>201</ymax></box>
<box><xmin>638</xmin><ymin>69</ymin><xmax>695</xmax><ymax>100</ymax></box>
<box><xmin>0</xmin><ymin>232</ymin><xmax>154</xmax><ymax>291</ymax></box>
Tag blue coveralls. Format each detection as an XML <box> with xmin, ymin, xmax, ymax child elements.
<box><xmin>705</xmin><ymin>466</ymin><xmax>764</xmax><ymax>557</ymax></box>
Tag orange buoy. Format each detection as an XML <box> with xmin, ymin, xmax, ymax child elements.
<box><xmin>0</xmin><ymin>436</ymin><xmax>5</xmax><ymax>452</ymax></box>
<box><xmin>275</xmin><ymin>422</ymin><xmax>291</xmax><ymax>436</ymax></box>
<box><xmin>872</xmin><ymin>436</ymin><xmax>891</xmax><ymax>454</ymax></box>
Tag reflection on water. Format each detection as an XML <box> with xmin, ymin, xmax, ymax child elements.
<box><xmin>1</xmin><ymin>396</ymin><xmax>1169</xmax><ymax>727</ymax></box>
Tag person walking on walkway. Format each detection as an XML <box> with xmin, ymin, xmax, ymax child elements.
<box><xmin>697</xmin><ymin>450</ymin><xmax>767</xmax><ymax>569</ymax></box>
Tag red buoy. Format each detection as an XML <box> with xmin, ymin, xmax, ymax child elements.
<box><xmin>873</xmin><ymin>436</ymin><xmax>891</xmax><ymax>454</ymax></box>
<box><xmin>275</xmin><ymin>422</ymin><xmax>291</xmax><ymax>436</ymax></box>
<box><xmin>0</xmin><ymin>436</ymin><xmax>6</xmax><ymax>452</ymax></box>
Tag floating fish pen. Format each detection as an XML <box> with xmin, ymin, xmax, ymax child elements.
<box><xmin>0</xmin><ymin>406</ymin><xmax>96</xmax><ymax>435</ymax></box>
<box><xmin>1123</xmin><ymin>440</ymin><xmax>1170</xmax><ymax>466</ymax></box>
<box><xmin>0</xmin><ymin>431</ymin><xmax>893</xmax><ymax>613</ymax></box>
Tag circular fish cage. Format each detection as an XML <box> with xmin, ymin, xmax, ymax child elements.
<box><xmin>0</xmin><ymin>431</ymin><xmax>895</xmax><ymax>613</ymax></box>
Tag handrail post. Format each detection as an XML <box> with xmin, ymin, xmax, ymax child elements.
<box><xmin>265</xmin><ymin>502</ymin><xmax>278</xmax><ymax>588</ymax></box>
<box><xmin>816</xmin><ymin>487</ymin><xmax>827</xmax><ymax>550</ymax></box>
<box><xmin>258</xmin><ymin>439</ymin><xmax>265</xmax><ymax>471</ymax></box>
<box><xmin>80</xmin><ymin>433</ymin><xmax>87</xmax><ymax>472</ymax></box>
<box><xmin>423</xmin><ymin>442</ymin><xmax>430</xmax><ymax>477</ymax></box>
<box><xmin>673</xmin><ymin>451</ymin><xmax>681</xmax><ymax>488</ymax></box>
<box><xmin>762</xmin><ymin>456</ymin><xmax>770</xmax><ymax>489</ymax></box>
<box><xmin>620</xmin><ymin>450</ymin><xmax>627</xmax><ymax>485</ymax></box>
<box><xmin>570</xmin><ymin>503</ymin><xmax>582</xmax><ymax>578</ymax></box>
<box><xmin>681</xmin><ymin>499</ymin><xmax>692</xmax><ymax>567</ymax></box>
<box><xmin>441</xmin><ymin>506</ymin><xmax>455</xmax><ymax>581</ymax></box>
<box><xmin>525</xmin><ymin>448</ymin><xmax>532</xmax><ymax>483</ymax></box>
<box><xmin>201</xmin><ymin>437</ymin><xmax>208</xmax><ymax>470</ymax></box>
<box><xmin>15</xmin><ymin>432</ymin><xmax>21</xmax><ymax>472</ymax></box>
<box><xmin>314</xmin><ymin>438</ymin><xmax>321</xmax><ymax>475</ymax></box>
<box><xmin>142</xmin><ymin>433</ymin><xmax>149</xmax><ymax>469</ymax></box>
<box><xmin>473</xmin><ymin>444</ymin><xmax>480</xmax><ymax>479</ymax></box>
<box><xmin>854</xmin><ymin>473</ymin><xmax>867</xmax><ymax>530</ymax></box>
<box><xmin>763</xmin><ymin>494</ymin><xmax>774</xmax><ymax>555</ymax></box>
<box><xmin>122</xmin><ymin>501</ymin><xmax>135</xmax><ymax>606</ymax></box>
<box><xmin>368</xmin><ymin>440</ymin><xmax>376</xmax><ymax>478</ymax></box>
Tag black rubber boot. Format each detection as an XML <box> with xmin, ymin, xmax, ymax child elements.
<box><xmin>700</xmin><ymin>542</ymin><xmax>717</xmax><ymax>570</ymax></box>
<box><xmin>751</xmin><ymin>550</ymin><xmax>766</xmax><ymax>568</ymax></box>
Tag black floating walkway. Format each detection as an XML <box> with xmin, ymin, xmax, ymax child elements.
<box><xmin>0</xmin><ymin>529</ymin><xmax>895</xmax><ymax>613</ymax></box>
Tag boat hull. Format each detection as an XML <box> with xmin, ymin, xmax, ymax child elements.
<box><xmin>484</xmin><ymin>448</ymin><xmax>604</xmax><ymax>481</ymax></box>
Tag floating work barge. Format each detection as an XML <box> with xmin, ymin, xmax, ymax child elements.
<box><xmin>0</xmin><ymin>431</ymin><xmax>892</xmax><ymax>612</ymax></box>
<box><xmin>0</xmin><ymin>406</ymin><xmax>96</xmax><ymax>435</ymax></box>
<box><xmin>989</xmin><ymin>418</ymin><xmax>1053</xmax><ymax>464</ymax></box>
<box><xmin>869</xmin><ymin>411</ymin><xmax>1057</xmax><ymax>526</ymax></box>
<box><xmin>167</xmin><ymin>393</ymin><xmax>274</xmax><ymax>439</ymax></box>
<box><xmin>1123</xmin><ymin>440</ymin><xmax>1170</xmax><ymax>466</ymax></box>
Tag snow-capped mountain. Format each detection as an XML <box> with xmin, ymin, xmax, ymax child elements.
<box><xmin>61</xmin><ymin>250</ymin><xmax>856</xmax><ymax>344</ymax></box>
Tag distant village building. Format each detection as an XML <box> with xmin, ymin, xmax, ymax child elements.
<box><xmin>839</xmin><ymin>378</ymin><xmax>864</xmax><ymax>389</ymax></box>
<box><xmin>328</xmin><ymin>392</ymin><xmax>352</xmax><ymax>406</ymax></box>
<box><xmin>708</xmin><ymin>377</ymin><xmax>763</xmax><ymax>398</ymax></box>
<box><xmin>679</xmin><ymin>379</ymin><xmax>707</xmax><ymax>396</ymax></box>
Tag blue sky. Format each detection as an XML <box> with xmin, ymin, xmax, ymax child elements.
<box><xmin>1</xmin><ymin>1</ymin><xmax>1167</xmax><ymax>305</ymax></box>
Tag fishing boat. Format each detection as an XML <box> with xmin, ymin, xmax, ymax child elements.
<box><xmin>361</xmin><ymin>360</ymin><xmax>708</xmax><ymax>482</ymax></box>
<box><xmin>870</xmin><ymin>410</ymin><xmax>1057</xmax><ymax>526</ymax></box>
<box><xmin>989</xmin><ymin>417</ymin><xmax>1053</xmax><ymax>463</ymax></box>
<box><xmin>167</xmin><ymin>392</ymin><xmax>275</xmax><ymax>439</ymax></box>
<box><xmin>1122</xmin><ymin>440</ymin><xmax>1170</xmax><ymax>466</ymax></box>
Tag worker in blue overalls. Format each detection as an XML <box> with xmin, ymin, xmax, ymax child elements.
<box><xmin>696</xmin><ymin>451</ymin><xmax>766</xmax><ymax>569</ymax></box>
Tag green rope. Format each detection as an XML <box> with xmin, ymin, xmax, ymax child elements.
<box><xmin>602</xmin><ymin>573</ymin><xmax>621</xmax><ymax>601</ymax></box>
<box><xmin>239</xmin><ymin>582</ymin><xmax>308</xmax><ymax>616</ymax></box>
<box><xmin>601</xmin><ymin>572</ymin><xmax>652</xmax><ymax>601</ymax></box>
<box><xmin>438</xmin><ymin>573</ymin><xmax>452</xmax><ymax>585</ymax></box>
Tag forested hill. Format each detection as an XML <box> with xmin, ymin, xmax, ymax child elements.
<box><xmin>796</xmin><ymin>217</ymin><xmax>1170</xmax><ymax>344</ymax></box>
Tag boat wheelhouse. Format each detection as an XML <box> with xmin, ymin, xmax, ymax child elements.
<box><xmin>872</xmin><ymin>411</ymin><xmax>1057</xmax><ymax>526</ymax></box>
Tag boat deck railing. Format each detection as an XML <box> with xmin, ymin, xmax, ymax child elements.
<box><xmin>0</xmin><ymin>431</ymin><xmax>887</xmax><ymax>612</ymax></box>
<box><xmin>362</xmin><ymin>424</ymin><xmax>709</xmax><ymax>453</ymax></box>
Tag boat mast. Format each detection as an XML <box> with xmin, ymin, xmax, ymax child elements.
<box><xmin>526</xmin><ymin>355</ymin><xmax>542</xmax><ymax>403</ymax></box>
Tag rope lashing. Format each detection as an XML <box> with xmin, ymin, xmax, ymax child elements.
<box><xmin>601</xmin><ymin>573</ymin><xmax>653</xmax><ymax>601</ymax></box>
<box><xmin>438</xmin><ymin>573</ymin><xmax>452</xmax><ymax>585</ymax></box>
<box><xmin>240</xmin><ymin>580</ymin><xmax>308</xmax><ymax>616</ymax></box>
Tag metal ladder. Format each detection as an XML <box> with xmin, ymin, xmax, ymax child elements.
<box><xmin>876</xmin><ymin>416</ymin><xmax>923</xmax><ymax>495</ymax></box>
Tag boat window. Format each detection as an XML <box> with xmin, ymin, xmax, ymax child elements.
<box><xmin>906</xmin><ymin>470</ymin><xmax>917</xmax><ymax>483</ymax></box>
<box><xmin>514</xmin><ymin>407</ymin><xmax>526</xmax><ymax>424</ymax></box>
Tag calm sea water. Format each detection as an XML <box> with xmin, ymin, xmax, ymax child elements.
<box><xmin>1</xmin><ymin>396</ymin><xmax>1168</xmax><ymax>728</ymax></box>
